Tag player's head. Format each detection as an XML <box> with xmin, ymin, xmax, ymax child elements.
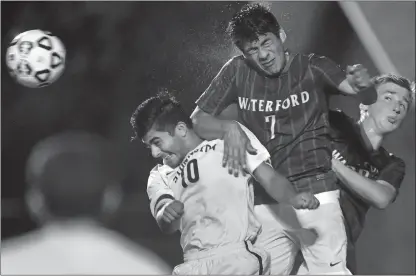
<box><xmin>25</xmin><ymin>132</ymin><xmax>123</xmax><ymax>224</ymax></box>
<box><xmin>130</xmin><ymin>92</ymin><xmax>194</xmax><ymax>168</ymax></box>
<box><xmin>227</xmin><ymin>3</ymin><xmax>287</xmax><ymax>77</ymax></box>
<box><xmin>359</xmin><ymin>74</ymin><xmax>415</xmax><ymax>135</ymax></box>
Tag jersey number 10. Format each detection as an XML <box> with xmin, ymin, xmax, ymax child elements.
<box><xmin>182</xmin><ymin>159</ymin><xmax>200</xmax><ymax>188</ymax></box>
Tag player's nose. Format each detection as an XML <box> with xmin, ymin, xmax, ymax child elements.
<box><xmin>258</xmin><ymin>48</ymin><xmax>268</xmax><ymax>60</ymax></box>
<box><xmin>392</xmin><ymin>102</ymin><xmax>401</xmax><ymax>114</ymax></box>
<box><xmin>150</xmin><ymin>145</ymin><xmax>162</xmax><ymax>158</ymax></box>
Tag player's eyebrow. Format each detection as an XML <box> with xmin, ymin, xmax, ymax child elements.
<box><xmin>149</xmin><ymin>137</ymin><xmax>159</xmax><ymax>145</ymax></box>
<box><xmin>261</xmin><ymin>38</ymin><xmax>271</xmax><ymax>45</ymax></box>
<box><xmin>385</xmin><ymin>90</ymin><xmax>411</xmax><ymax>105</ymax></box>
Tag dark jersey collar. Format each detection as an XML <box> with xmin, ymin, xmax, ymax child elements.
<box><xmin>356</xmin><ymin>122</ymin><xmax>385</xmax><ymax>159</ymax></box>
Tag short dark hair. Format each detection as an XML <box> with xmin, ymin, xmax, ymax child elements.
<box><xmin>227</xmin><ymin>3</ymin><xmax>281</xmax><ymax>49</ymax></box>
<box><xmin>373</xmin><ymin>74</ymin><xmax>415</xmax><ymax>105</ymax></box>
<box><xmin>130</xmin><ymin>91</ymin><xmax>192</xmax><ymax>141</ymax></box>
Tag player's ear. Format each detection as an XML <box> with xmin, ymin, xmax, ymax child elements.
<box><xmin>25</xmin><ymin>186</ymin><xmax>48</xmax><ymax>223</ymax></box>
<box><xmin>175</xmin><ymin>122</ymin><xmax>188</xmax><ymax>137</ymax></box>
<box><xmin>279</xmin><ymin>28</ymin><xmax>287</xmax><ymax>43</ymax></box>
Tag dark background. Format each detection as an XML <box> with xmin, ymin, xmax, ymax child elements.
<box><xmin>1</xmin><ymin>1</ymin><xmax>414</xmax><ymax>274</ymax></box>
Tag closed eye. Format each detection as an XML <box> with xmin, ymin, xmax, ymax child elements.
<box><xmin>247</xmin><ymin>49</ymin><xmax>258</xmax><ymax>55</ymax></box>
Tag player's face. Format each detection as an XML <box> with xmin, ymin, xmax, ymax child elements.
<box><xmin>367</xmin><ymin>82</ymin><xmax>411</xmax><ymax>134</ymax></box>
<box><xmin>241</xmin><ymin>32</ymin><xmax>285</xmax><ymax>77</ymax></box>
<box><xmin>142</xmin><ymin>126</ymin><xmax>185</xmax><ymax>168</ymax></box>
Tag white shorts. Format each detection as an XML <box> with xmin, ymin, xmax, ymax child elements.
<box><xmin>173</xmin><ymin>241</ymin><xmax>270</xmax><ymax>275</ymax></box>
<box><xmin>254</xmin><ymin>190</ymin><xmax>351</xmax><ymax>275</ymax></box>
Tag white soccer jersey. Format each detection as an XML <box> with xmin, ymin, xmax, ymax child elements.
<box><xmin>147</xmin><ymin>124</ymin><xmax>271</xmax><ymax>257</ymax></box>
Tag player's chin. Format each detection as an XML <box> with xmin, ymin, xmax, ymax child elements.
<box><xmin>262</xmin><ymin>65</ymin><xmax>280</xmax><ymax>77</ymax></box>
<box><xmin>164</xmin><ymin>155</ymin><xmax>180</xmax><ymax>168</ymax></box>
<box><xmin>381</xmin><ymin>122</ymin><xmax>399</xmax><ymax>134</ymax></box>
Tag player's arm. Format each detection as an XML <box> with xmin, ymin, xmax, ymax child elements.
<box><xmin>147</xmin><ymin>166</ymin><xmax>183</xmax><ymax>234</ymax></box>
<box><xmin>332</xmin><ymin>158</ymin><xmax>405</xmax><ymax>209</ymax></box>
<box><xmin>191</xmin><ymin>58</ymin><xmax>239</xmax><ymax>140</ymax></box>
<box><xmin>191</xmin><ymin>58</ymin><xmax>257</xmax><ymax>176</ymax></box>
<box><xmin>241</xmin><ymin>124</ymin><xmax>319</xmax><ymax>209</ymax></box>
<box><xmin>311</xmin><ymin>55</ymin><xmax>376</xmax><ymax>104</ymax></box>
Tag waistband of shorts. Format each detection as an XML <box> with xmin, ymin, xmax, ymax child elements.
<box><xmin>314</xmin><ymin>189</ymin><xmax>340</xmax><ymax>204</ymax></box>
<box><xmin>183</xmin><ymin>241</ymin><xmax>253</xmax><ymax>262</ymax></box>
<box><xmin>295</xmin><ymin>190</ymin><xmax>340</xmax><ymax>214</ymax></box>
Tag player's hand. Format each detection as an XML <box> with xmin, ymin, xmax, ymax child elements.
<box><xmin>346</xmin><ymin>64</ymin><xmax>372</xmax><ymax>92</ymax></box>
<box><xmin>290</xmin><ymin>192</ymin><xmax>320</xmax><ymax>210</ymax></box>
<box><xmin>159</xmin><ymin>200</ymin><xmax>184</xmax><ymax>224</ymax></box>
<box><xmin>331</xmin><ymin>157</ymin><xmax>347</xmax><ymax>173</ymax></box>
<box><xmin>222</xmin><ymin>121</ymin><xmax>257</xmax><ymax>177</ymax></box>
<box><xmin>332</xmin><ymin>149</ymin><xmax>347</xmax><ymax>164</ymax></box>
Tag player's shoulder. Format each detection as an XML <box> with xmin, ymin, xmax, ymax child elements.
<box><xmin>1</xmin><ymin>230</ymin><xmax>41</xmax><ymax>260</ymax></box>
<box><xmin>221</xmin><ymin>55</ymin><xmax>246</xmax><ymax>70</ymax></box>
<box><xmin>304</xmin><ymin>53</ymin><xmax>338</xmax><ymax>67</ymax></box>
<box><xmin>148</xmin><ymin>164</ymin><xmax>174</xmax><ymax>186</ymax></box>
<box><xmin>306</xmin><ymin>52</ymin><xmax>331</xmax><ymax>61</ymax></box>
<box><xmin>379</xmin><ymin>147</ymin><xmax>405</xmax><ymax>165</ymax></box>
<box><xmin>329</xmin><ymin>109</ymin><xmax>355</xmax><ymax>129</ymax></box>
<box><xmin>150</xmin><ymin>164</ymin><xmax>174</xmax><ymax>175</ymax></box>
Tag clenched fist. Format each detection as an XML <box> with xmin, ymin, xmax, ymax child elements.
<box><xmin>346</xmin><ymin>64</ymin><xmax>372</xmax><ymax>91</ymax></box>
<box><xmin>158</xmin><ymin>200</ymin><xmax>184</xmax><ymax>224</ymax></box>
<box><xmin>290</xmin><ymin>192</ymin><xmax>320</xmax><ymax>210</ymax></box>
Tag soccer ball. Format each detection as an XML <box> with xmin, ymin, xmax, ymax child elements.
<box><xmin>6</xmin><ymin>29</ymin><xmax>66</xmax><ymax>88</ymax></box>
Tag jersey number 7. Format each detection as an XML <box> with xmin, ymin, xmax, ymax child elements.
<box><xmin>265</xmin><ymin>115</ymin><xmax>276</xmax><ymax>139</ymax></box>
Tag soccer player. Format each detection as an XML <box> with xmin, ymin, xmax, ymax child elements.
<box><xmin>329</xmin><ymin>74</ymin><xmax>414</xmax><ymax>274</ymax></box>
<box><xmin>1</xmin><ymin>132</ymin><xmax>171</xmax><ymax>275</ymax></box>
<box><xmin>130</xmin><ymin>93</ymin><xmax>320</xmax><ymax>275</ymax></box>
<box><xmin>190</xmin><ymin>3</ymin><xmax>374</xmax><ymax>274</ymax></box>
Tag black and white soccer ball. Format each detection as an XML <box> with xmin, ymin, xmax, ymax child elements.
<box><xmin>6</xmin><ymin>29</ymin><xmax>66</xmax><ymax>88</ymax></box>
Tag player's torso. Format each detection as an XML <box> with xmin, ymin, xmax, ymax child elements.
<box><xmin>331</xmin><ymin>118</ymin><xmax>387</xmax><ymax>242</ymax></box>
<box><xmin>235</xmin><ymin>54</ymin><xmax>335</xmax><ymax>192</ymax></box>
<box><xmin>168</xmin><ymin>140</ymin><xmax>260</xmax><ymax>254</ymax></box>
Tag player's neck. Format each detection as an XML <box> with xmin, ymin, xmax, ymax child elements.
<box><xmin>183</xmin><ymin>132</ymin><xmax>204</xmax><ymax>154</ymax></box>
<box><xmin>360</xmin><ymin>119</ymin><xmax>383</xmax><ymax>150</ymax></box>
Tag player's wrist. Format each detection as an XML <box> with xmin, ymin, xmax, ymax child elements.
<box><xmin>155</xmin><ymin>198</ymin><xmax>174</xmax><ymax>216</ymax></box>
<box><xmin>220</xmin><ymin>120</ymin><xmax>238</xmax><ymax>139</ymax></box>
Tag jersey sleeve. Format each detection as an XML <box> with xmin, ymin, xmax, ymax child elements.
<box><xmin>238</xmin><ymin>123</ymin><xmax>271</xmax><ymax>174</ymax></box>
<box><xmin>195</xmin><ymin>57</ymin><xmax>239</xmax><ymax>116</ymax></box>
<box><xmin>377</xmin><ymin>156</ymin><xmax>405</xmax><ymax>190</ymax></box>
<box><xmin>309</xmin><ymin>54</ymin><xmax>346</xmax><ymax>92</ymax></box>
<box><xmin>147</xmin><ymin>165</ymin><xmax>175</xmax><ymax>218</ymax></box>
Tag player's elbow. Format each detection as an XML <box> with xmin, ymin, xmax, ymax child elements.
<box><xmin>190</xmin><ymin>107</ymin><xmax>205</xmax><ymax>129</ymax></box>
<box><xmin>373</xmin><ymin>193</ymin><xmax>394</xmax><ymax>210</ymax></box>
<box><xmin>373</xmin><ymin>199</ymin><xmax>388</xmax><ymax>210</ymax></box>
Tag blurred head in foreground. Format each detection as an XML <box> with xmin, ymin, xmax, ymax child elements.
<box><xmin>25</xmin><ymin>131</ymin><xmax>123</xmax><ymax>224</ymax></box>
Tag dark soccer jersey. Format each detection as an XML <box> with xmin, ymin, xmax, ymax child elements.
<box><xmin>196</xmin><ymin>53</ymin><xmax>346</xmax><ymax>194</ymax></box>
<box><xmin>329</xmin><ymin>110</ymin><xmax>405</xmax><ymax>244</ymax></box>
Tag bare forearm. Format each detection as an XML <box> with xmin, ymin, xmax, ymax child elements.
<box><xmin>191</xmin><ymin>108</ymin><xmax>233</xmax><ymax>141</ymax></box>
<box><xmin>335</xmin><ymin>164</ymin><xmax>394</xmax><ymax>209</ymax></box>
<box><xmin>261</xmin><ymin>173</ymin><xmax>298</xmax><ymax>205</ymax></box>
